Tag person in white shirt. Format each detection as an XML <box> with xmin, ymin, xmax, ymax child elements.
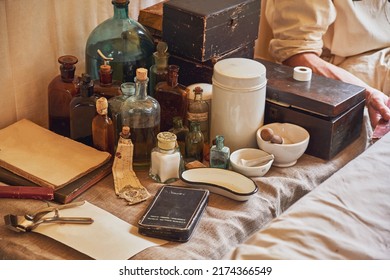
<box><xmin>265</xmin><ymin>0</ymin><xmax>390</xmax><ymax>127</ymax></box>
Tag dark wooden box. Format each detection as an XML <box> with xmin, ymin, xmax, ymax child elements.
<box><xmin>257</xmin><ymin>59</ymin><xmax>366</xmax><ymax>160</ymax></box>
<box><xmin>163</xmin><ymin>0</ymin><xmax>260</xmax><ymax>62</ymax></box>
<box><xmin>171</xmin><ymin>41</ymin><xmax>255</xmax><ymax>86</ymax></box>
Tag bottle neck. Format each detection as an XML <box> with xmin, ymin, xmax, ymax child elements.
<box><xmin>60</xmin><ymin>65</ymin><xmax>76</xmax><ymax>83</ymax></box>
<box><xmin>135</xmin><ymin>77</ymin><xmax>149</xmax><ymax>100</ymax></box>
<box><xmin>167</xmin><ymin>65</ymin><xmax>179</xmax><ymax>87</ymax></box>
<box><xmin>80</xmin><ymin>82</ymin><xmax>94</xmax><ymax>97</ymax></box>
<box><xmin>215</xmin><ymin>136</ymin><xmax>224</xmax><ymax>150</ymax></box>
<box><xmin>194</xmin><ymin>92</ymin><xmax>203</xmax><ymax>101</ymax></box>
<box><xmin>112</xmin><ymin>0</ymin><xmax>130</xmax><ymax>19</ymax></box>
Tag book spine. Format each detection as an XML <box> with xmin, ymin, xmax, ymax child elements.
<box><xmin>0</xmin><ymin>186</ymin><xmax>54</xmax><ymax>200</ymax></box>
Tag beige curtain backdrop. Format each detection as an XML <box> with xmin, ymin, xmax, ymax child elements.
<box><xmin>0</xmin><ymin>0</ymin><xmax>162</xmax><ymax>130</ymax></box>
<box><xmin>0</xmin><ymin>0</ymin><xmax>267</xmax><ymax>130</ymax></box>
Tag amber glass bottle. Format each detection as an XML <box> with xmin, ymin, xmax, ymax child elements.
<box><xmin>48</xmin><ymin>55</ymin><xmax>78</xmax><ymax>137</ymax></box>
<box><xmin>154</xmin><ymin>65</ymin><xmax>189</xmax><ymax>132</ymax></box>
<box><xmin>70</xmin><ymin>74</ymin><xmax>98</xmax><ymax>146</ymax></box>
<box><xmin>92</xmin><ymin>97</ymin><xmax>115</xmax><ymax>155</ymax></box>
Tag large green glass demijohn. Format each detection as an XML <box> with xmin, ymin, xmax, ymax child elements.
<box><xmin>85</xmin><ymin>0</ymin><xmax>155</xmax><ymax>83</ymax></box>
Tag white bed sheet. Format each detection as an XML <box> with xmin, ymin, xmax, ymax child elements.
<box><xmin>227</xmin><ymin>132</ymin><xmax>390</xmax><ymax>260</ymax></box>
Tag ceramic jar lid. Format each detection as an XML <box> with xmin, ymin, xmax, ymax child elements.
<box><xmin>212</xmin><ymin>58</ymin><xmax>266</xmax><ymax>90</ymax></box>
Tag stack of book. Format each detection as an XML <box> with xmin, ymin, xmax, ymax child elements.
<box><xmin>0</xmin><ymin>119</ymin><xmax>112</xmax><ymax>203</ymax></box>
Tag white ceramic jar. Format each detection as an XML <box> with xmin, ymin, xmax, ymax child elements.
<box><xmin>211</xmin><ymin>58</ymin><xmax>266</xmax><ymax>152</ymax></box>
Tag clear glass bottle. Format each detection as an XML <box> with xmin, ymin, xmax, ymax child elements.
<box><xmin>48</xmin><ymin>55</ymin><xmax>78</xmax><ymax>137</ymax></box>
<box><xmin>209</xmin><ymin>135</ymin><xmax>230</xmax><ymax>169</ymax></box>
<box><xmin>169</xmin><ymin>116</ymin><xmax>189</xmax><ymax>156</ymax></box>
<box><xmin>70</xmin><ymin>73</ymin><xmax>98</xmax><ymax>146</ymax></box>
<box><xmin>155</xmin><ymin>65</ymin><xmax>189</xmax><ymax>132</ymax></box>
<box><xmin>93</xmin><ymin>50</ymin><xmax>121</xmax><ymax>99</ymax></box>
<box><xmin>149</xmin><ymin>132</ymin><xmax>183</xmax><ymax>183</ymax></box>
<box><xmin>121</xmin><ymin>68</ymin><xmax>160</xmax><ymax>169</ymax></box>
<box><xmin>92</xmin><ymin>97</ymin><xmax>115</xmax><ymax>155</ymax></box>
<box><xmin>149</xmin><ymin>41</ymin><xmax>169</xmax><ymax>97</ymax></box>
<box><xmin>187</xmin><ymin>86</ymin><xmax>209</xmax><ymax>144</ymax></box>
<box><xmin>85</xmin><ymin>0</ymin><xmax>155</xmax><ymax>83</ymax></box>
<box><xmin>108</xmin><ymin>82</ymin><xmax>135</xmax><ymax>145</ymax></box>
<box><xmin>185</xmin><ymin>121</ymin><xmax>204</xmax><ymax>162</ymax></box>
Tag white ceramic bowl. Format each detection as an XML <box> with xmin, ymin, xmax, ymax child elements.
<box><xmin>256</xmin><ymin>123</ymin><xmax>310</xmax><ymax>167</ymax></box>
<box><xmin>229</xmin><ymin>148</ymin><xmax>274</xmax><ymax>177</ymax></box>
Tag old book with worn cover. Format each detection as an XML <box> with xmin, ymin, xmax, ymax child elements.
<box><xmin>138</xmin><ymin>185</ymin><xmax>209</xmax><ymax>242</ymax></box>
<box><xmin>0</xmin><ymin>119</ymin><xmax>111</xmax><ymax>190</ymax></box>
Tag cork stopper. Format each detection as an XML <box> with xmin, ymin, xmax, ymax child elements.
<box><xmin>136</xmin><ymin>68</ymin><xmax>148</xmax><ymax>81</ymax></box>
<box><xmin>157</xmin><ymin>132</ymin><xmax>177</xmax><ymax>150</ymax></box>
<box><xmin>100</xmin><ymin>64</ymin><xmax>111</xmax><ymax>73</ymax></box>
<box><xmin>120</xmin><ymin>126</ymin><xmax>131</xmax><ymax>139</ymax></box>
<box><xmin>96</xmin><ymin>97</ymin><xmax>108</xmax><ymax>115</ymax></box>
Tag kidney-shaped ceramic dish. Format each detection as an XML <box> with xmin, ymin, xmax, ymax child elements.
<box><xmin>180</xmin><ymin>168</ymin><xmax>258</xmax><ymax>201</ymax></box>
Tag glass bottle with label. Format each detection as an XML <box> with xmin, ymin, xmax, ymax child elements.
<box><xmin>149</xmin><ymin>41</ymin><xmax>169</xmax><ymax>97</ymax></box>
<box><xmin>48</xmin><ymin>55</ymin><xmax>78</xmax><ymax>137</ymax></box>
<box><xmin>108</xmin><ymin>82</ymin><xmax>135</xmax><ymax>145</ymax></box>
<box><xmin>85</xmin><ymin>0</ymin><xmax>155</xmax><ymax>84</ymax></box>
<box><xmin>209</xmin><ymin>135</ymin><xmax>230</xmax><ymax>169</ymax></box>
<box><xmin>121</xmin><ymin>68</ymin><xmax>160</xmax><ymax>169</ymax></box>
<box><xmin>149</xmin><ymin>132</ymin><xmax>183</xmax><ymax>183</ymax></box>
<box><xmin>185</xmin><ymin>121</ymin><xmax>204</xmax><ymax>162</ymax></box>
<box><xmin>187</xmin><ymin>86</ymin><xmax>209</xmax><ymax>144</ymax></box>
<box><xmin>155</xmin><ymin>65</ymin><xmax>189</xmax><ymax>132</ymax></box>
<box><xmin>93</xmin><ymin>50</ymin><xmax>121</xmax><ymax>99</ymax></box>
<box><xmin>92</xmin><ymin>97</ymin><xmax>115</xmax><ymax>155</ymax></box>
<box><xmin>70</xmin><ymin>73</ymin><xmax>98</xmax><ymax>146</ymax></box>
<box><xmin>169</xmin><ymin>116</ymin><xmax>189</xmax><ymax>156</ymax></box>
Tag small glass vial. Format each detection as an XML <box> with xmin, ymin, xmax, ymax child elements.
<box><xmin>108</xmin><ymin>82</ymin><xmax>135</xmax><ymax>145</ymax></box>
<box><xmin>149</xmin><ymin>132</ymin><xmax>183</xmax><ymax>183</ymax></box>
<box><xmin>70</xmin><ymin>73</ymin><xmax>98</xmax><ymax>146</ymax></box>
<box><xmin>92</xmin><ymin>97</ymin><xmax>115</xmax><ymax>155</ymax></box>
<box><xmin>155</xmin><ymin>65</ymin><xmax>189</xmax><ymax>132</ymax></box>
<box><xmin>121</xmin><ymin>68</ymin><xmax>160</xmax><ymax>169</ymax></box>
<box><xmin>149</xmin><ymin>41</ymin><xmax>169</xmax><ymax>97</ymax></box>
<box><xmin>210</xmin><ymin>135</ymin><xmax>230</xmax><ymax>169</ymax></box>
<box><xmin>48</xmin><ymin>55</ymin><xmax>78</xmax><ymax>137</ymax></box>
<box><xmin>185</xmin><ymin>121</ymin><xmax>204</xmax><ymax>162</ymax></box>
<box><xmin>93</xmin><ymin>49</ymin><xmax>121</xmax><ymax>99</ymax></box>
<box><xmin>169</xmin><ymin>116</ymin><xmax>189</xmax><ymax>156</ymax></box>
<box><xmin>187</xmin><ymin>86</ymin><xmax>210</xmax><ymax>144</ymax></box>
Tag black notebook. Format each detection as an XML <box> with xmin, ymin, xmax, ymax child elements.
<box><xmin>138</xmin><ymin>185</ymin><xmax>209</xmax><ymax>242</ymax></box>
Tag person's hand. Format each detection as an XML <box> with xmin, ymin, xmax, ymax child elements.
<box><xmin>284</xmin><ymin>53</ymin><xmax>390</xmax><ymax>127</ymax></box>
<box><xmin>365</xmin><ymin>88</ymin><xmax>390</xmax><ymax>128</ymax></box>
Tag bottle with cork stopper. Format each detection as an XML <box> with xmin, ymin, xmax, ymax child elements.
<box><xmin>121</xmin><ymin>67</ymin><xmax>160</xmax><ymax>169</ymax></box>
<box><xmin>93</xmin><ymin>49</ymin><xmax>121</xmax><ymax>98</ymax></box>
<box><xmin>149</xmin><ymin>132</ymin><xmax>183</xmax><ymax>183</ymax></box>
<box><xmin>92</xmin><ymin>97</ymin><xmax>115</xmax><ymax>155</ymax></box>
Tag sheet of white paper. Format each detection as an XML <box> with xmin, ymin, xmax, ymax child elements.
<box><xmin>33</xmin><ymin>201</ymin><xmax>167</xmax><ymax>260</ymax></box>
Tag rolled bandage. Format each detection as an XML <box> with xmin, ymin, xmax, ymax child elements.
<box><xmin>293</xmin><ymin>66</ymin><xmax>312</xmax><ymax>81</ymax></box>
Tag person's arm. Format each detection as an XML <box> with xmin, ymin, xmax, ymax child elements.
<box><xmin>284</xmin><ymin>53</ymin><xmax>390</xmax><ymax>127</ymax></box>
